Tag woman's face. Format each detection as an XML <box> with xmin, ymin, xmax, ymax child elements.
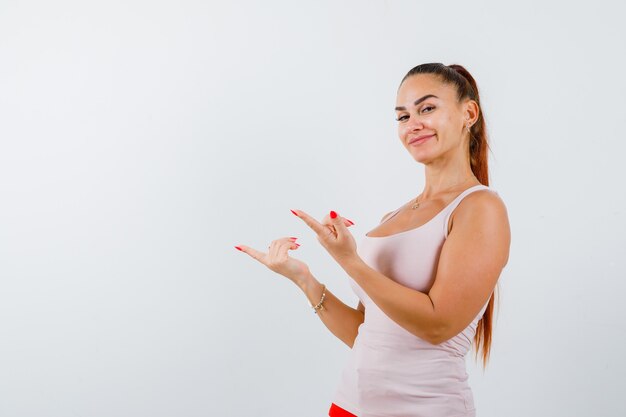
<box><xmin>395</xmin><ymin>74</ymin><xmax>475</xmax><ymax>164</ymax></box>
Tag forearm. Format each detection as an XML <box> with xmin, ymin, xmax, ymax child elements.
<box><xmin>298</xmin><ymin>272</ymin><xmax>364</xmax><ymax>348</ymax></box>
<box><xmin>342</xmin><ymin>257</ymin><xmax>440</xmax><ymax>343</ymax></box>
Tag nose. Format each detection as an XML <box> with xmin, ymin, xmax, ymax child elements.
<box><xmin>407</xmin><ymin>116</ymin><xmax>424</xmax><ymax>131</ymax></box>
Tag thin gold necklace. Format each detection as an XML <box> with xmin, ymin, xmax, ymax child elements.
<box><xmin>411</xmin><ymin>177</ymin><xmax>475</xmax><ymax>210</ymax></box>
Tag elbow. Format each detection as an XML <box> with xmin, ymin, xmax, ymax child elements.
<box><xmin>428</xmin><ymin>333</ymin><xmax>448</xmax><ymax>346</ymax></box>
<box><xmin>427</xmin><ymin>321</ymin><xmax>451</xmax><ymax>345</ymax></box>
<box><xmin>427</xmin><ymin>334</ymin><xmax>443</xmax><ymax>346</ymax></box>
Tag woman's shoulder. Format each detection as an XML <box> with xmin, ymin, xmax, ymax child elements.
<box><xmin>467</xmin><ymin>185</ymin><xmax>505</xmax><ymax>205</ymax></box>
<box><xmin>454</xmin><ymin>186</ymin><xmax>509</xmax><ymax>225</ymax></box>
<box><xmin>448</xmin><ymin>186</ymin><xmax>511</xmax><ymax>264</ymax></box>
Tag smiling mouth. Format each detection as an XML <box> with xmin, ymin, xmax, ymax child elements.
<box><xmin>408</xmin><ymin>134</ymin><xmax>435</xmax><ymax>145</ymax></box>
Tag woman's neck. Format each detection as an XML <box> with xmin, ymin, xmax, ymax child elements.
<box><xmin>421</xmin><ymin>167</ymin><xmax>478</xmax><ymax>199</ymax></box>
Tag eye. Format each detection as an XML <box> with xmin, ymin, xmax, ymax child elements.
<box><xmin>396</xmin><ymin>115</ymin><xmax>409</xmax><ymax>122</ymax></box>
<box><xmin>421</xmin><ymin>105</ymin><xmax>435</xmax><ymax>113</ymax></box>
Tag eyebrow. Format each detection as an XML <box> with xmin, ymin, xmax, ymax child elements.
<box><xmin>395</xmin><ymin>94</ymin><xmax>439</xmax><ymax>111</ymax></box>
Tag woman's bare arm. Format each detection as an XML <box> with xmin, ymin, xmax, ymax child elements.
<box><xmin>299</xmin><ymin>275</ymin><xmax>364</xmax><ymax>348</ymax></box>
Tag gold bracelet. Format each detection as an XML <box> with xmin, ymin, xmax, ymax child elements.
<box><xmin>312</xmin><ymin>283</ymin><xmax>326</xmax><ymax>314</ymax></box>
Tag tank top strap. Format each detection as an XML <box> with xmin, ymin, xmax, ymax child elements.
<box><xmin>443</xmin><ymin>184</ymin><xmax>497</xmax><ymax>238</ymax></box>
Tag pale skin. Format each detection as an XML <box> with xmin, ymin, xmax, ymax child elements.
<box><xmin>236</xmin><ymin>73</ymin><xmax>511</xmax><ymax>347</ymax></box>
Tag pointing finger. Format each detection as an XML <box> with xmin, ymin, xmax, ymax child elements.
<box><xmin>234</xmin><ymin>245</ymin><xmax>268</xmax><ymax>264</ymax></box>
<box><xmin>237</xmin><ymin>237</ymin><xmax>298</xmax><ymax>264</ymax></box>
<box><xmin>291</xmin><ymin>209</ymin><xmax>328</xmax><ymax>236</ymax></box>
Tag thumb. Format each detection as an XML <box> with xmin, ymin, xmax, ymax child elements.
<box><xmin>329</xmin><ymin>210</ymin><xmax>349</xmax><ymax>236</ymax></box>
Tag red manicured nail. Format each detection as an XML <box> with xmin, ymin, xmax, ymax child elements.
<box><xmin>346</xmin><ymin>218</ymin><xmax>355</xmax><ymax>225</ymax></box>
<box><xmin>294</xmin><ymin>243</ymin><xmax>300</xmax><ymax>247</ymax></box>
<box><xmin>330</xmin><ymin>210</ymin><xmax>337</xmax><ymax>219</ymax></box>
<box><xmin>289</xmin><ymin>237</ymin><xmax>298</xmax><ymax>241</ymax></box>
<box><xmin>291</xmin><ymin>209</ymin><xmax>299</xmax><ymax>217</ymax></box>
<box><xmin>234</xmin><ymin>246</ymin><xmax>243</xmax><ymax>251</ymax></box>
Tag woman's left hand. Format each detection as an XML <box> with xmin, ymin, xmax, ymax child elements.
<box><xmin>292</xmin><ymin>209</ymin><xmax>359</xmax><ymax>267</ymax></box>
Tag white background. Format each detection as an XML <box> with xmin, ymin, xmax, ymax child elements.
<box><xmin>1</xmin><ymin>1</ymin><xmax>625</xmax><ymax>416</ymax></box>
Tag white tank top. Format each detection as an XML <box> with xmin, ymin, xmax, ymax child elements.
<box><xmin>331</xmin><ymin>184</ymin><xmax>497</xmax><ymax>417</ymax></box>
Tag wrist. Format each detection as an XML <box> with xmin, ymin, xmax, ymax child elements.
<box><xmin>297</xmin><ymin>271</ymin><xmax>318</xmax><ymax>293</ymax></box>
<box><xmin>299</xmin><ymin>274</ymin><xmax>326</xmax><ymax>310</ymax></box>
<box><xmin>341</xmin><ymin>255</ymin><xmax>365</xmax><ymax>277</ymax></box>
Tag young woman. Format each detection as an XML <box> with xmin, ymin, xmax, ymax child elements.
<box><xmin>235</xmin><ymin>63</ymin><xmax>511</xmax><ymax>417</ymax></box>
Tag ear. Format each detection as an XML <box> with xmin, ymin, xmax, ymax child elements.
<box><xmin>463</xmin><ymin>99</ymin><xmax>480</xmax><ymax>127</ymax></box>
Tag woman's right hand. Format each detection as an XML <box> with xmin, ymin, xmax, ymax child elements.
<box><xmin>235</xmin><ymin>237</ymin><xmax>311</xmax><ymax>288</ymax></box>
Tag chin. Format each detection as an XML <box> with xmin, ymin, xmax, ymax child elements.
<box><xmin>409</xmin><ymin>150</ymin><xmax>437</xmax><ymax>165</ymax></box>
